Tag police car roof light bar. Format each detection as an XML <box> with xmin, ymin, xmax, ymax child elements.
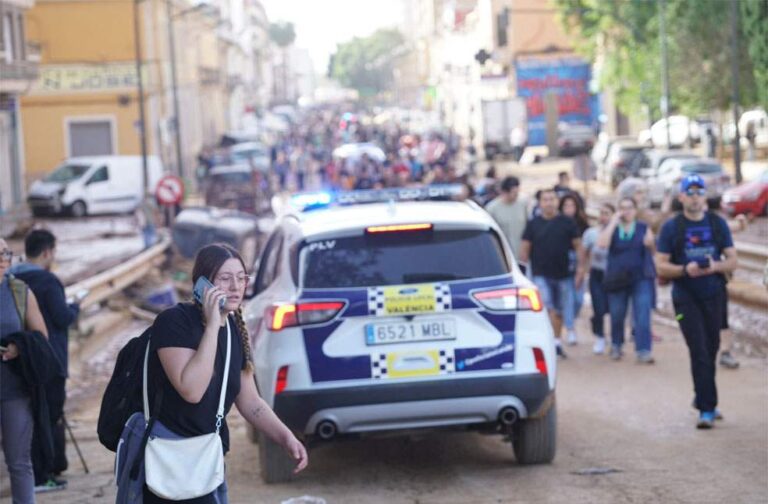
<box><xmin>289</xmin><ymin>185</ymin><xmax>465</xmax><ymax>212</ymax></box>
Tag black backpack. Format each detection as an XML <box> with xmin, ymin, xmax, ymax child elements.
<box><xmin>97</xmin><ymin>327</ymin><xmax>154</xmax><ymax>452</ymax></box>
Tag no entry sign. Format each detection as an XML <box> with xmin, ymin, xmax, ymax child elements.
<box><xmin>156</xmin><ymin>175</ymin><xmax>184</xmax><ymax>206</ymax></box>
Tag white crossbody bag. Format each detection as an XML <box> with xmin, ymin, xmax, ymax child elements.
<box><xmin>144</xmin><ymin>318</ymin><xmax>232</xmax><ymax>500</ymax></box>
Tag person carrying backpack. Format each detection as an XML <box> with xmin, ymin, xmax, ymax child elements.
<box><xmin>0</xmin><ymin>238</ymin><xmax>50</xmax><ymax>504</ymax></box>
<box><xmin>114</xmin><ymin>243</ymin><xmax>307</xmax><ymax>503</ymax></box>
<box><xmin>10</xmin><ymin>229</ymin><xmax>80</xmax><ymax>492</ymax></box>
<box><xmin>656</xmin><ymin>174</ymin><xmax>738</xmax><ymax>429</ymax></box>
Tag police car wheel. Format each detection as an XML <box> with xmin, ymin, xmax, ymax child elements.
<box><xmin>512</xmin><ymin>399</ymin><xmax>557</xmax><ymax>465</ymax></box>
<box><xmin>258</xmin><ymin>431</ymin><xmax>296</xmax><ymax>484</ymax></box>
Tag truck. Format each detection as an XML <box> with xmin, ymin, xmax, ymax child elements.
<box><xmin>481</xmin><ymin>98</ymin><xmax>527</xmax><ymax>160</ymax></box>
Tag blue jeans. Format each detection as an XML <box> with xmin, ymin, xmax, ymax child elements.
<box><xmin>589</xmin><ymin>269</ymin><xmax>609</xmax><ymax>338</ymax></box>
<box><xmin>608</xmin><ymin>278</ymin><xmax>653</xmax><ymax>354</ymax></box>
<box><xmin>533</xmin><ymin>275</ymin><xmax>576</xmax><ymax>330</ymax></box>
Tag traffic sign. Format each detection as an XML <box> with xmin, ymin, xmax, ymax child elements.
<box><xmin>156</xmin><ymin>175</ymin><xmax>184</xmax><ymax>206</ymax></box>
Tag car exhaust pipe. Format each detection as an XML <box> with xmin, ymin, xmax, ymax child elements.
<box><xmin>316</xmin><ymin>420</ymin><xmax>338</xmax><ymax>440</ymax></box>
<box><xmin>498</xmin><ymin>407</ymin><xmax>519</xmax><ymax>426</ymax></box>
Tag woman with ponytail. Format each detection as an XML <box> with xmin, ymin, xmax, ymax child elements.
<box><xmin>145</xmin><ymin>243</ymin><xmax>307</xmax><ymax>503</ymax></box>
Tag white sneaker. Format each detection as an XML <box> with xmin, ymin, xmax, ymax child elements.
<box><xmin>592</xmin><ymin>337</ymin><xmax>606</xmax><ymax>355</ymax></box>
<box><xmin>567</xmin><ymin>331</ymin><xmax>578</xmax><ymax>346</ymax></box>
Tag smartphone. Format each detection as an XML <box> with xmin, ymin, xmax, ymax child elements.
<box><xmin>193</xmin><ymin>276</ymin><xmax>225</xmax><ymax>308</ymax></box>
<box><xmin>0</xmin><ymin>345</ymin><xmax>8</xmax><ymax>354</ymax></box>
<box><xmin>695</xmin><ymin>257</ymin><xmax>711</xmax><ymax>269</ymax></box>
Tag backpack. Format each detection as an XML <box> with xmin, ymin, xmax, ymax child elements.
<box><xmin>7</xmin><ymin>274</ymin><xmax>28</xmax><ymax>326</ymax></box>
<box><xmin>97</xmin><ymin>327</ymin><xmax>156</xmax><ymax>452</ymax></box>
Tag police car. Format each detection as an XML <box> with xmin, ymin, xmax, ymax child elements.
<box><xmin>243</xmin><ymin>186</ymin><xmax>557</xmax><ymax>483</ymax></box>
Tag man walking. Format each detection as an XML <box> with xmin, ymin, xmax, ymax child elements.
<box><xmin>10</xmin><ymin>229</ymin><xmax>80</xmax><ymax>491</ymax></box>
<box><xmin>485</xmin><ymin>176</ymin><xmax>528</xmax><ymax>259</ymax></box>
<box><xmin>656</xmin><ymin>175</ymin><xmax>737</xmax><ymax>429</ymax></box>
<box><xmin>519</xmin><ymin>188</ymin><xmax>586</xmax><ymax>357</ymax></box>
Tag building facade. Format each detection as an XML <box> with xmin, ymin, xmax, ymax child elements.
<box><xmin>0</xmin><ymin>0</ymin><xmax>38</xmax><ymax>228</ymax></box>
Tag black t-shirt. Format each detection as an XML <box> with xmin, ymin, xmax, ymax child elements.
<box><xmin>147</xmin><ymin>303</ymin><xmax>244</xmax><ymax>454</ymax></box>
<box><xmin>522</xmin><ymin>215</ymin><xmax>579</xmax><ymax>279</ymax></box>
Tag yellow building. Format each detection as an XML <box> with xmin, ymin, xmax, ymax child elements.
<box><xmin>21</xmin><ymin>0</ymin><xmax>232</xmax><ymax>185</ymax></box>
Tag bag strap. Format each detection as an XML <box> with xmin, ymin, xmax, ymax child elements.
<box><xmin>7</xmin><ymin>275</ymin><xmax>27</xmax><ymax>327</ymax></box>
<box><xmin>215</xmin><ymin>318</ymin><xmax>232</xmax><ymax>434</ymax></box>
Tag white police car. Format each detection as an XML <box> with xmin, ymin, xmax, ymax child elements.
<box><xmin>244</xmin><ymin>186</ymin><xmax>557</xmax><ymax>483</ymax></box>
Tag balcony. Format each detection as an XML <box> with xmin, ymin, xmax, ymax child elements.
<box><xmin>0</xmin><ymin>42</ymin><xmax>40</xmax><ymax>91</ymax></box>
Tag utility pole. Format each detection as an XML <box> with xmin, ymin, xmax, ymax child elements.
<box><xmin>659</xmin><ymin>0</ymin><xmax>671</xmax><ymax>148</ymax></box>
<box><xmin>166</xmin><ymin>0</ymin><xmax>184</xmax><ymax>179</ymax></box>
<box><xmin>730</xmin><ymin>0</ymin><xmax>742</xmax><ymax>184</ymax></box>
<box><xmin>133</xmin><ymin>0</ymin><xmax>149</xmax><ymax>198</ymax></box>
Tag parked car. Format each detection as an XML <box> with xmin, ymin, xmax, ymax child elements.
<box><xmin>636</xmin><ymin>149</ymin><xmax>700</xmax><ymax>182</ymax></box>
<box><xmin>556</xmin><ymin>123</ymin><xmax>595</xmax><ymax>157</ymax></box>
<box><xmin>591</xmin><ymin>134</ymin><xmax>634</xmax><ymax>173</ymax></box>
<box><xmin>229</xmin><ymin>142</ymin><xmax>271</xmax><ymax>172</ymax></box>
<box><xmin>203</xmin><ymin>164</ymin><xmax>270</xmax><ymax>215</ymax></box>
<box><xmin>647</xmin><ymin>158</ymin><xmax>730</xmax><ymax>208</ymax></box>
<box><xmin>27</xmin><ymin>155</ymin><xmax>165</xmax><ymax>217</ymax></box>
<box><xmin>598</xmin><ymin>141</ymin><xmax>646</xmax><ymax>187</ymax></box>
<box><xmin>721</xmin><ymin>170</ymin><xmax>768</xmax><ymax>216</ymax></box>
<box><xmin>649</xmin><ymin>115</ymin><xmax>701</xmax><ymax>148</ymax></box>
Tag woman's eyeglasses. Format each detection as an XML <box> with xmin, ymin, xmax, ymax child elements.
<box><xmin>0</xmin><ymin>250</ymin><xmax>13</xmax><ymax>261</ymax></box>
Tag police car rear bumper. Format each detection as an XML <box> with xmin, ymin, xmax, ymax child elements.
<box><xmin>273</xmin><ymin>373</ymin><xmax>553</xmax><ymax>436</ymax></box>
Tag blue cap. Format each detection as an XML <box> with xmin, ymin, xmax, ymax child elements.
<box><xmin>680</xmin><ymin>174</ymin><xmax>706</xmax><ymax>192</ymax></box>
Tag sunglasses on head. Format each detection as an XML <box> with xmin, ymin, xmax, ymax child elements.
<box><xmin>684</xmin><ymin>188</ymin><xmax>706</xmax><ymax>196</ymax></box>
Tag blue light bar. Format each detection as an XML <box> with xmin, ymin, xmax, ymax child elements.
<box><xmin>290</xmin><ymin>185</ymin><xmax>465</xmax><ymax>212</ymax></box>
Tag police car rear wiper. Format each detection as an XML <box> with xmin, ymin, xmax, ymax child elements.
<box><xmin>403</xmin><ymin>273</ymin><xmax>469</xmax><ymax>283</ymax></box>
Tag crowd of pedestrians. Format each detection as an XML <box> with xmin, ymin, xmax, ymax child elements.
<box><xmin>483</xmin><ymin>163</ymin><xmax>742</xmax><ymax>429</ymax></box>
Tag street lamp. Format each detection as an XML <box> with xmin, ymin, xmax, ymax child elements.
<box><xmin>133</xmin><ymin>0</ymin><xmax>149</xmax><ymax>199</ymax></box>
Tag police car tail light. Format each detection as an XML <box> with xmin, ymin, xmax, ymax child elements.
<box><xmin>532</xmin><ymin>347</ymin><xmax>548</xmax><ymax>375</ymax></box>
<box><xmin>472</xmin><ymin>287</ymin><xmax>543</xmax><ymax>312</ymax></box>
<box><xmin>366</xmin><ymin>223</ymin><xmax>433</xmax><ymax>234</ymax></box>
<box><xmin>268</xmin><ymin>301</ymin><xmax>345</xmax><ymax>331</ymax></box>
<box><xmin>275</xmin><ymin>366</ymin><xmax>289</xmax><ymax>395</ymax></box>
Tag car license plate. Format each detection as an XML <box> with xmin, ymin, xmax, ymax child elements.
<box><xmin>365</xmin><ymin>319</ymin><xmax>456</xmax><ymax>346</ymax></box>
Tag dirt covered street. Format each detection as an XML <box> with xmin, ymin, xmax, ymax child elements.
<box><xmin>33</xmin><ymin>313</ymin><xmax>768</xmax><ymax>504</ymax></box>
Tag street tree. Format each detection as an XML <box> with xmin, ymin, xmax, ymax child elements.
<box><xmin>555</xmin><ymin>0</ymin><xmax>761</xmax><ymax>118</ymax></box>
<box><xmin>328</xmin><ymin>29</ymin><xmax>407</xmax><ymax>100</ymax></box>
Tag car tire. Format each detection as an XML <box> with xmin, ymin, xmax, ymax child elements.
<box><xmin>70</xmin><ymin>200</ymin><xmax>87</xmax><ymax>218</ymax></box>
<box><xmin>258</xmin><ymin>431</ymin><xmax>296</xmax><ymax>484</ymax></box>
<box><xmin>513</xmin><ymin>399</ymin><xmax>557</xmax><ymax>465</ymax></box>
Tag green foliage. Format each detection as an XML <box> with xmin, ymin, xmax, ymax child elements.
<box><xmin>741</xmin><ymin>0</ymin><xmax>768</xmax><ymax>108</ymax></box>
<box><xmin>555</xmin><ymin>0</ymin><xmax>761</xmax><ymax>117</ymax></box>
<box><xmin>328</xmin><ymin>29</ymin><xmax>407</xmax><ymax>99</ymax></box>
<box><xmin>269</xmin><ymin>22</ymin><xmax>296</xmax><ymax>48</ymax></box>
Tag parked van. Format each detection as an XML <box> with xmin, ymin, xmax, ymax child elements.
<box><xmin>27</xmin><ymin>156</ymin><xmax>165</xmax><ymax>217</ymax></box>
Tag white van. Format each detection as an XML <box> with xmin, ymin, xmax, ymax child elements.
<box><xmin>27</xmin><ymin>156</ymin><xmax>165</xmax><ymax>217</ymax></box>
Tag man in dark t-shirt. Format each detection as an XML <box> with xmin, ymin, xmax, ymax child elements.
<box><xmin>656</xmin><ymin>174</ymin><xmax>737</xmax><ymax>429</ymax></box>
<box><xmin>519</xmin><ymin>188</ymin><xmax>586</xmax><ymax>357</ymax></box>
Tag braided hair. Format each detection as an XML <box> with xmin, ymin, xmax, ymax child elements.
<box><xmin>192</xmin><ymin>243</ymin><xmax>254</xmax><ymax>372</ymax></box>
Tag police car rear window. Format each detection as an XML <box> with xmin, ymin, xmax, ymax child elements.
<box><xmin>300</xmin><ymin>229</ymin><xmax>508</xmax><ymax>289</ymax></box>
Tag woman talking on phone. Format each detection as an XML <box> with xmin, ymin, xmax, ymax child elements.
<box><xmin>144</xmin><ymin>243</ymin><xmax>307</xmax><ymax>503</ymax></box>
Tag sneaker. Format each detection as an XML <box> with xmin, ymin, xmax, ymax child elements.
<box><xmin>34</xmin><ymin>478</ymin><xmax>67</xmax><ymax>493</ymax></box>
<box><xmin>556</xmin><ymin>342</ymin><xmax>568</xmax><ymax>359</ymax></box>
<box><xmin>610</xmin><ymin>345</ymin><xmax>622</xmax><ymax>361</ymax></box>
<box><xmin>636</xmin><ymin>352</ymin><xmax>655</xmax><ymax>364</ymax></box>
<box><xmin>592</xmin><ymin>337</ymin><xmax>606</xmax><ymax>355</ymax></box>
<box><xmin>696</xmin><ymin>411</ymin><xmax>716</xmax><ymax>429</ymax></box>
<box><xmin>566</xmin><ymin>331</ymin><xmax>578</xmax><ymax>346</ymax></box>
<box><xmin>719</xmin><ymin>351</ymin><xmax>740</xmax><ymax>369</ymax></box>
<box><xmin>714</xmin><ymin>409</ymin><xmax>724</xmax><ymax>421</ymax></box>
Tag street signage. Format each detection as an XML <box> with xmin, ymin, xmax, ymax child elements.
<box><xmin>156</xmin><ymin>175</ymin><xmax>184</xmax><ymax>206</ymax></box>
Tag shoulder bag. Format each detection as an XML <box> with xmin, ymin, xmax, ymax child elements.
<box><xmin>144</xmin><ymin>318</ymin><xmax>232</xmax><ymax>500</ymax></box>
